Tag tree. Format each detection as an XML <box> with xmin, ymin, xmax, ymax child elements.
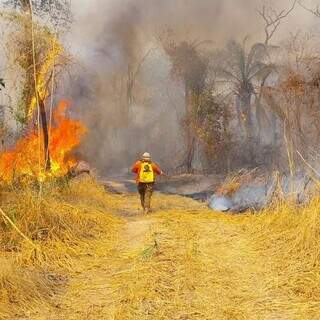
<box><xmin>2</xmin><ymin>0</ymin><xmax>72</xmax><ymax>170</ymax></box>
<box><xmin>253</xmin><ymin>0</ymin><xmax>297</xmax><ymax>167</ymax></box>
<box><xmin>124</xmin><ymin>47</ymin><xmax>154</xmax><ymax>125</ymax></box>
<box><xmin>256</xmin><ymin>0</ymin><xmax>297</xmax><ymax>46</ymax></box>
<box><xmin>161</xmin><ymin>35</ymin><xmax>209</xmax><ymax>172</ymax></box>
<box><xmin>261</xmin><ymin>32</ymin><xmax>320</xmax><ymax>172</ymax></box>
<box><xmin>298</xmin><ymin>0</ymin><xmax>320</xmax><ymax>17</ymax></box>
<box><xmin>4</xmin><ymin>0</ymin><xmax>72</xmax><ymax>30</ymax></box>
<box><xmin>192</xmin><ymin>89</ymin><xmax>230</xmax><ymax>172</ymax></box>
<box><xmin>215</xmin><ymin>39</ymin><xmax>272</xmax><ymax>163</ymax></box>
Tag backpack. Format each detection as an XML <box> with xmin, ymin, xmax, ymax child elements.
<box><xmin>139</xmin><ymin>161</ymin><xmax>154</xmax><ymax>183</ymax></box>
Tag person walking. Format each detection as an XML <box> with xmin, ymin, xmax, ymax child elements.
<box><xmin>131</xmin><ymin>152</ymin><xmax>164</xmax><ymax>214</ymax></box>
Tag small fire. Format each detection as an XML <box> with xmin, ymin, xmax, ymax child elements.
<box><xmin>0</xmin><ymin>100</ymin><xmax>86</xmax><ymax>183</ymax></box>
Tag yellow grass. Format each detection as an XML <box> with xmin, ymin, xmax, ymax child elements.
<box><xmin>217</xmin><ymin>168</ymin><xmax>260</xmax><ymax>196</ymax></box>
<box><xmin>0</xmin><ymin>177</ymin><xmax>123</xmax><ymax>318</ymax></box>
<box><xmin>1</xmin><ymin>177</ymin><xmax>320</xmax><ymax>319</ymax></box>
<box><xmin>105</xmin><ymin>202</ymin><xmax>320</xmax><ymax>319</ymax></box>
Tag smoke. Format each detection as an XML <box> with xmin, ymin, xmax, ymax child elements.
<box><xmin>66</xmin><ymin>0</ymin><xmax>317</xmax><ymax>176</ymax></box>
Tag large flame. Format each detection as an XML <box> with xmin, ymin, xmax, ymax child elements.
<box><xmin>0</xmin><ymin>101</ymin><xmax>86</xmax><ymax>183</ymax></box>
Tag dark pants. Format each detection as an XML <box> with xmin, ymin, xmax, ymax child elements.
<box><xmin>138</xmin><ymin>183</ymin><xmax>154</xmax><ymax>211</ymax></box>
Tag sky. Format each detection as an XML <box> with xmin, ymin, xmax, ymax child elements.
<box><xmin>69</xmin><ymin>0</ymin><xmax>320</xmax><ymax>53</ymax></box>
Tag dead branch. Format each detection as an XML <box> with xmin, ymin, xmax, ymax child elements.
<box><xmin>298</xmin><ymin>1</ymin><xmax>320</xmax><ymax>17</ymax></box>
<box><xmin>257</xmin><ymin>0</ymin><xmax>298</xmax><ymax>45</ymax></box>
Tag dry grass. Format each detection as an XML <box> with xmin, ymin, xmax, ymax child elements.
<box><xmin>2</xmin><ymin>176</ymin><xmax>320</xmax><ymax>319</ymax></box>
<box><xmin>216</xmin><ymin>168</ymin><xmax>262</xmax><ymax>196</ymax></box>
<box><xmin>0</xmin><ymin>176</ymin><xmax>123</xmax><ymax>319</ymax></box>
<box><xmin>104</xmin><ymin>197</ymin><xmax>320</xmax><ymax>319</ymax></box>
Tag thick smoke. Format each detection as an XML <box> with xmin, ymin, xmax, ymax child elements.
<box><xmin>66</xmin><ymin>0</ymin><xmax>316</xmax><ymax>176</ymax></box>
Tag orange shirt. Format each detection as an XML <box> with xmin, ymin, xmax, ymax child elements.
<box><xmin>131</xmin><ymin>160</ymin><xmax>162</xmax><ymax>183</ymax></box>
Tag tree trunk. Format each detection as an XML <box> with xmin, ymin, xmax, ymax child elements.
<box><xmin>126</xmin><ymin>63</ymin><xmax>133</xmax><ymax>124</ymax></box>
<box><xmin>185</xmin><ymin>136</ymin><xmax>196</xmax><ymax>173</ymax></box>
<box><xmin>256</xmin><ymin>102</ymin><xmax>262</xmax><ymax>147</ymax></box>
<box><xmin>235</xmin><ymin>97</ymin><xmax>244</xmax><ymax>134</ymax></box>
<box><xmin>255</xmin><ymin>78</ymin><xmax>267</xmax><ymax>148</ymax></box>
<box><xmin>19</xmin><ymin>0</ymin><xmax>34</xmax><ymax>122</ymax></box>
<box><xmin>271</xmin><ymin>113</ymin><xmax>278</xmax><ymax>169</ymax></box>
<box><xmin>183</xmin><ymin>81</ymin><xmax>196</xmax><ymax>173</ymax></box>
<box><xmin>38</xmin><ymin>93</ymin><xmax>51</xmax><ymax>171</ymax></box>
<box><xmin>240</xmin><ymin>92</ymin><xmax>254</xmax><ymax>164</ymax></box>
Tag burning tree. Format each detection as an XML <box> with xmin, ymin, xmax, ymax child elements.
<box><xmin>0</xmin><ymin>0</ymin><xmax>86</xmax><ymax>183</ymax></box>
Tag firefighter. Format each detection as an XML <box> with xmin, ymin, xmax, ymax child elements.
<box><xmin>131</xmin><ymin>152</ymin><xmax>164</xmax><ymax>214</ymax></box>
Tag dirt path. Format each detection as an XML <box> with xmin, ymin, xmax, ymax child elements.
<box><xmin>26</xmin><ymin>193</ymin><xmax>313</xmax><ymax>320</ymax></box>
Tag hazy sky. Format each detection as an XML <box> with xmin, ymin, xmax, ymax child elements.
<box><xmin>70</xmin><ymin>0</ymin><xmax>320</xmax><ymax>45</ymax></box>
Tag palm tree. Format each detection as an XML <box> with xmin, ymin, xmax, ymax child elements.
<box><xmin>215</xmin><ymin>38</ymin><xmax>272</xmax><ymax>162</ymax></box>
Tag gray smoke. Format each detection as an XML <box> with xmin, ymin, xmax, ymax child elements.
<box><xmin>65</xmin><ymin>0</ymin><xmax>317</xmax><ymax>176</ymax></box>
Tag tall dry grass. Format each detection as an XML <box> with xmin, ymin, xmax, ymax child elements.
<box><xmin>108</xmin><ymin>198</ymin><xmax>320</xmax><ymax>319</ymax></box>
<box><xmin>1</xmin><ymin>174</ymin><xmax>320</xmax><ymax>319</ymax></box>
<box><xmin>0</xmin><ymin>176</ymin><xmax>123</xmax><ymax>318</ymax></box>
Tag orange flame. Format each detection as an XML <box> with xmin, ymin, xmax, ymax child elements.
<box><xmin>0</xmin><ymin>100</ymin><xmax>86</xmax><ymax>183</ymax></box>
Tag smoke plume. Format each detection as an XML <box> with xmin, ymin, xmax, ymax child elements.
<box><xmin>66</xmin><ymin>0</ymin><xmax>316</xmax><ymax>176</ymax></box>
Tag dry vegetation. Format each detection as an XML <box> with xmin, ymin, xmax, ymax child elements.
<box><xmin>1</xmin><ymin>177</ymin><xmax>320</xmax><ymax>319</ymax></box>
<box><xmin>1</xmin><ymin>2</ymin><xmax>320</xmax><ymax>318</ymax></box>
<box><xmin>104</xmin><ymin>201</ymin><xmax>320</xmax><ymax>319</ymax></box>
<box><xmin>0</xmin><ymin>177</ymin><xmax>123</xmax><ymax>319</ymax></box>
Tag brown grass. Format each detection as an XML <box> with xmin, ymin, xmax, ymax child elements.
<box><xmin>216</xmin><ymin>168</ymin><xmax>261</xmax><ymax>196</ymax></box>
<box><xmin>106</xmin><ymin>201</ymin><xmax>320</xmax><ymax>319</ymax></box>
<box><xmin>0</xmin><ymin>176</ymin><xmax>123</xmax><ymax>318</ymax></box>
<box><xmin>2</xmin><ymin>176</ymin><xmax>320</xmax><ymax>319</ymax></box>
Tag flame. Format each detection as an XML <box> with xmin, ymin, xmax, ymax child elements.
<box><xmin>0</xmin><ymin>100</ymin><xmax>86</xmax><ymax>183</ymax></box>
<box><xmin>28</xmin><ymin>38</ymin><xmax>63</xmax><ymax>118</ymax></box>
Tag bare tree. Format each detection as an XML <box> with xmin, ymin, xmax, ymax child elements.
<box><xmin>257</xmin><ymin>0</ymin><xmax>298</xmax><ymax>45</ymax></box>
<box><xmin>261</xmin><ymin>31</ymin><xmax>320</xmax><ymax>172</ymax></box>
<box><xmin>298</xmin><ymin>1</ymin><xmax>320</xmax><ymax>17</ymax></box>
<box><xmin>125</xmin><ymin>47</ymin><xmax>154</xmax><ymax>124</ymax></box>
<box><xmin>254</xmin><ymin>1</ymin><xmax>297</xmax><ymax>165</ymax></box>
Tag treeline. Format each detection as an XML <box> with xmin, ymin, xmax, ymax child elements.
<box><xmin>157</xmin><ymin>1</ymin><xmax>320</xmax><ymax>174</ymax></box>
<box><xmin>2</xmin><ymin>0</ymin><xmax>320</xmax><ymax>176</ymax></box>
